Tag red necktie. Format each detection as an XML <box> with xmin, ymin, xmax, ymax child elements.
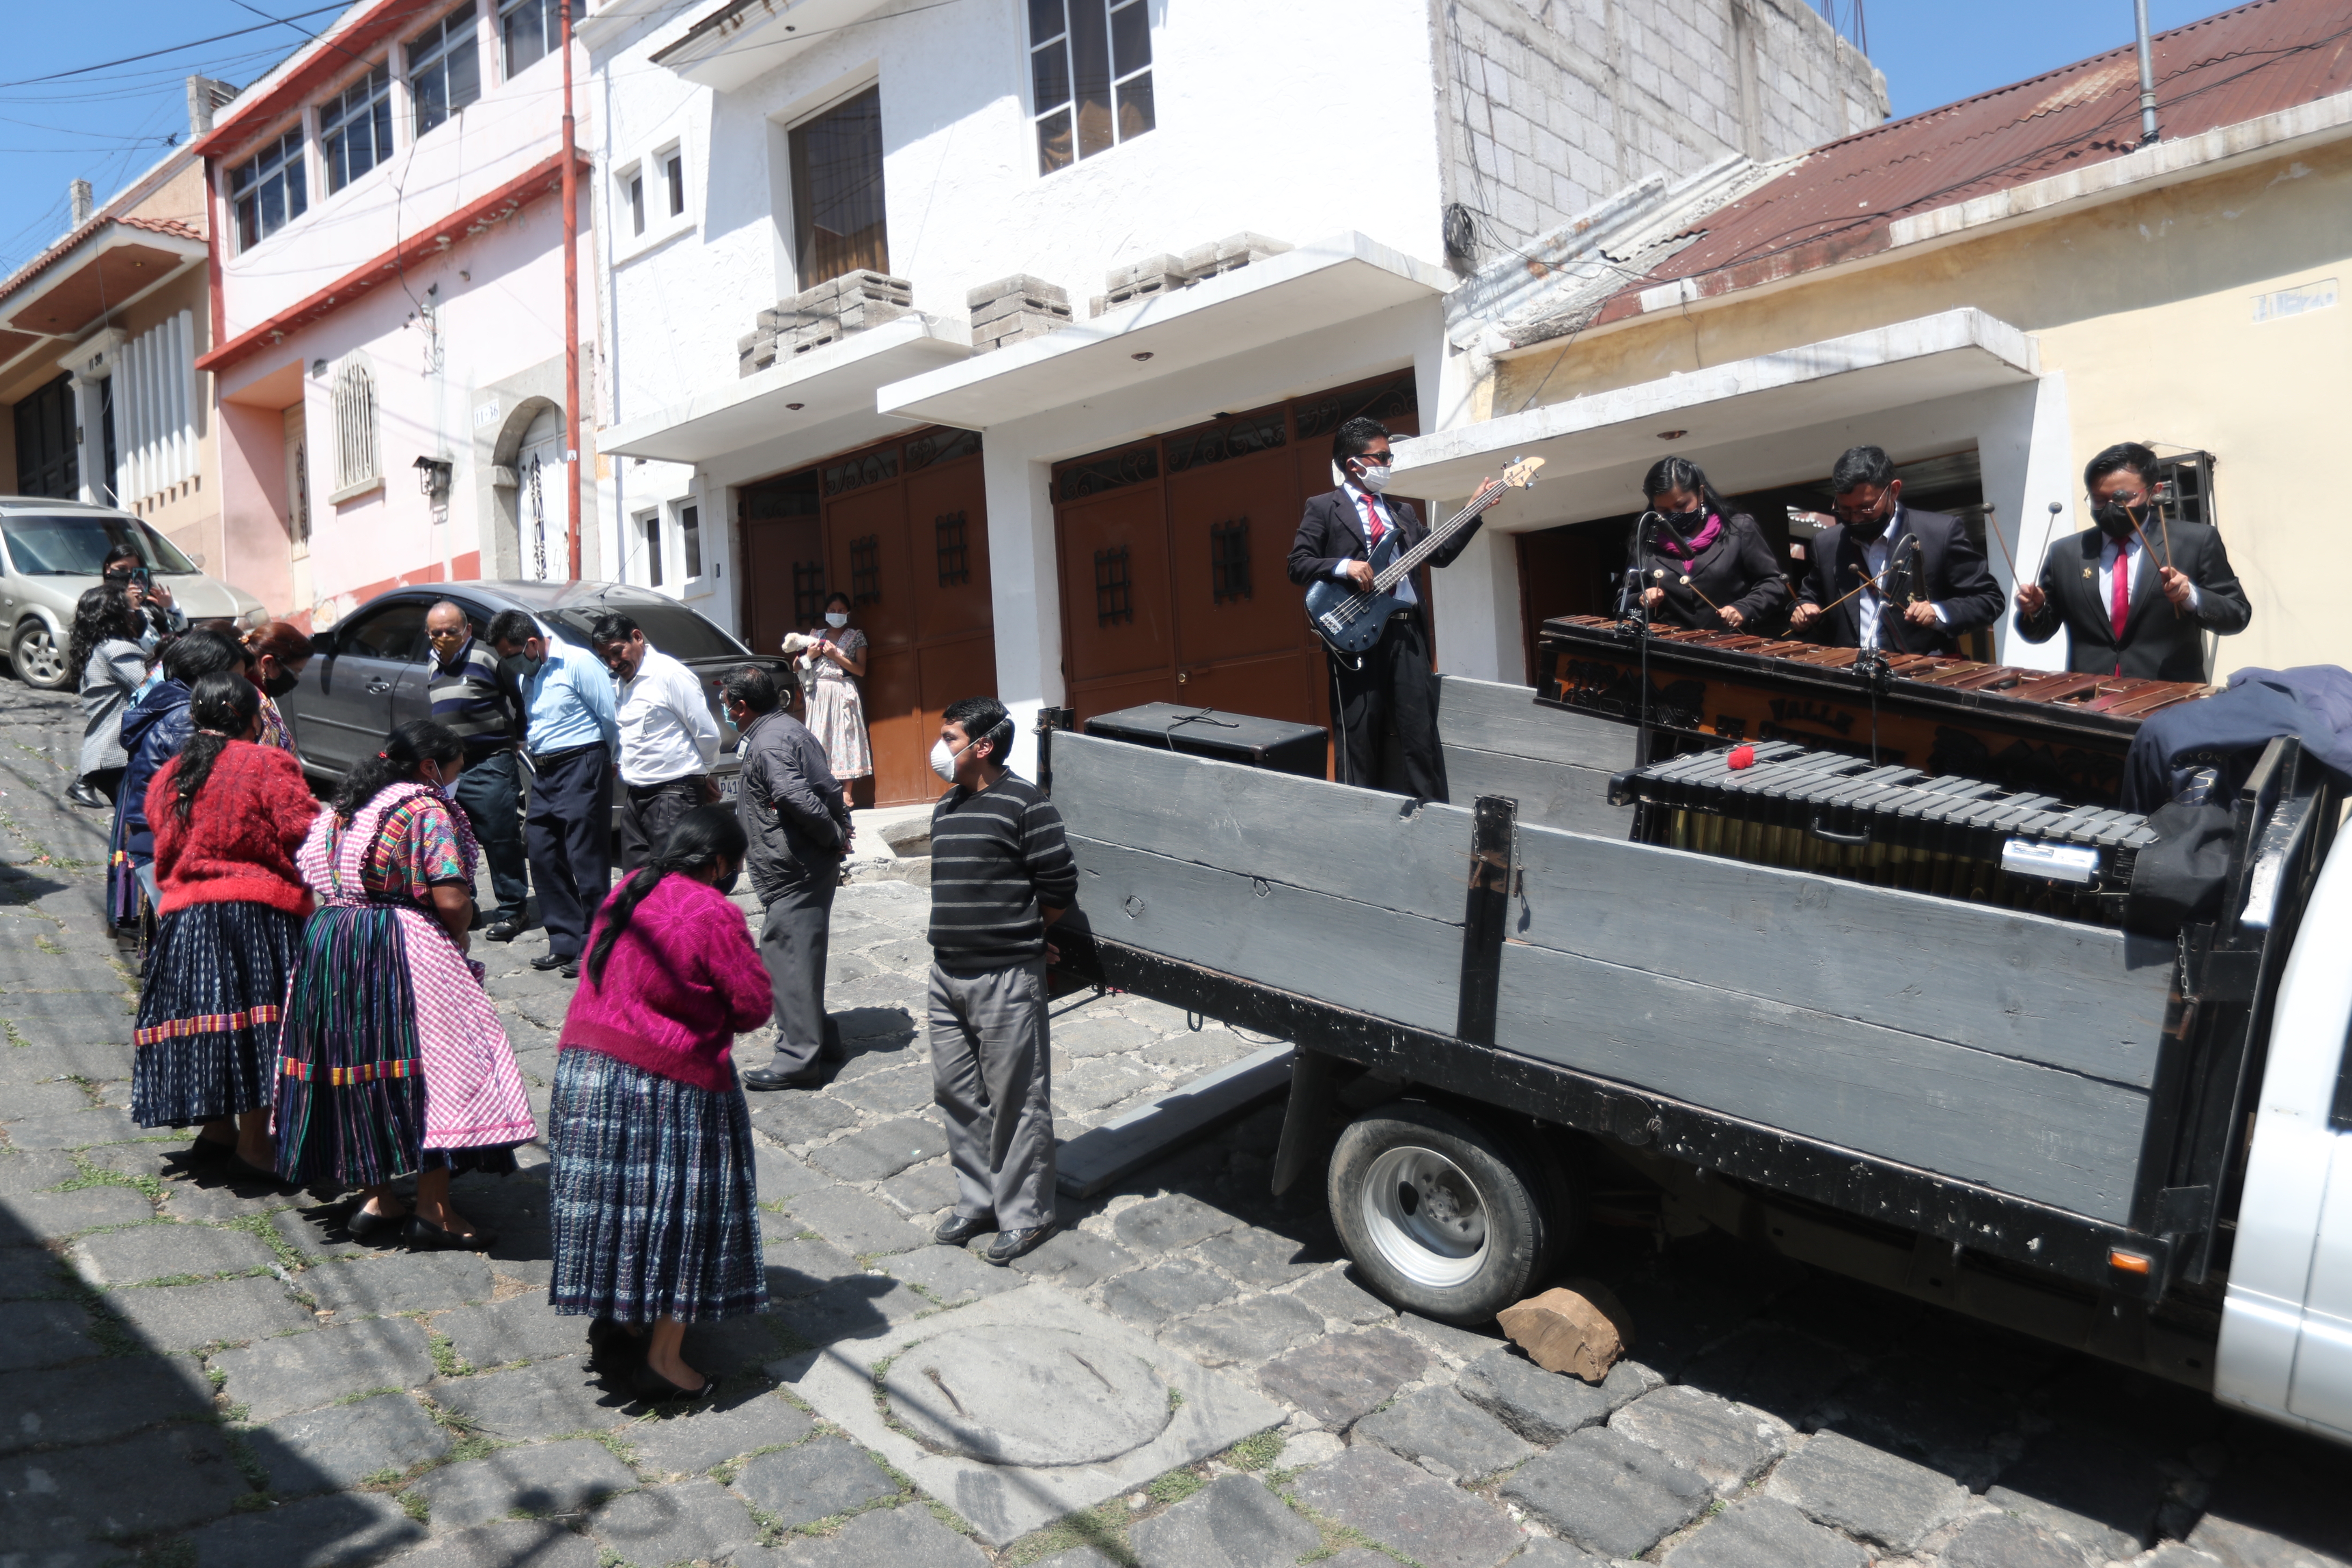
<box><xmin>1359</xmin><ymin>494</ymin><xmax>1386</xmax><ymax>547</ymax></box>
<box><xmin>2109</xmin><ymin>542</ymin><xmax>2131</xmax><ymax>675</ymax></box>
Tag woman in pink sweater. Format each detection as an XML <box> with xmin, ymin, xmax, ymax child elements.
<box><xmin>548</xmin><ymin>803</ymin><xmax>772</xmax><ymax>1399</ymax></box>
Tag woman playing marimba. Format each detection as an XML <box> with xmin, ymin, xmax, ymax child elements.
<box><xmin>1630</xmin><ymin>456</ymin><xmax>1789</xmax><ymax>634</ymax></box>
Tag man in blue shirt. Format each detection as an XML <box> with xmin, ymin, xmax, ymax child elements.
<box><xmin>488</xmin><ymin>610</ymin><xmax>619</xmax><ymax>979</ymax></box>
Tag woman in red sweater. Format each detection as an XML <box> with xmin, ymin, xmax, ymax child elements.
<box><xmin>132</xmin><ymin>670</ymin><xmax>319</xmax><ymax>1175</ymax></box>
<box><xmin>549</xmin><ymin>803</ymin><xmax>772</xmax><ymax>1398</ymax></box>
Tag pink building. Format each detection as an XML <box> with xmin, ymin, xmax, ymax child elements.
<box><xmin>195</xmin><ymin>0</ymin><xmax>597</xmax><ymax>628</ymax></box>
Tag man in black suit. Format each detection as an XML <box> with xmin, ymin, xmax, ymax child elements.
<box><xmin>1790</xmin><ymin>445</ymin><xmax>2003</xmax><ymax>657</ymax></box>
<box><xmin>1286</xmin><ymin>415</ymin><xmax>1482</xmax><ymax>802</ymax></box>
<box><xmin>2013</xmin><ymin>442</ymin><xmax>2251</xmax><ymax>681</ymax></box>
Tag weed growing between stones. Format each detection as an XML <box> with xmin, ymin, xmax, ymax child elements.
<box><xmin>338</xmin><ymin>1385</ymin><xmax>404</xmax><ymax>1406</ymax></box>
<box><xmin>1003</xmin><ymin>1499</ymin><xmax>1137</xmax><ymax>1567</ymax></box>
<box><xmin>1223</xmin><ymin>1429</ymin><xmax>1285</xmax><ymax>1471</ymax></box>
<box><xmin>55</xmin><ymin>1161</ymin><xmax>165</xmax><ymax>1203</ymax></box>
<box><xmin>400</xmin><ymin>1492</ymin><xmax>430</xmax><ymax>1524</ymax></box>
<box><xmin>1145</xmin><ymin>1465</ymin><xmax>1205</xmax><ymax>1506</ymax></box>
<box><xmin>226</xmin><ymin>1212</ymin><xmax>305</xmax><ymax>1272</ymax></box>
<box><xmin>426</xmin><ymin>1332</ymin><xmax>468</xmax><ymax>1378</ymax></box>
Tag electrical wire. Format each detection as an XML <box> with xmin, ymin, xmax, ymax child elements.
<box><xmin>0</xmin><ymin>6</ymin><xmax>349</xmax><ymax>88</ymax></box>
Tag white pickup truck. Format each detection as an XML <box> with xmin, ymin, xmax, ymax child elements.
<box><xmin>1042</xmin><ymin>678</ymin><xmax>2352</xmax><ymax>1447</ymax></box>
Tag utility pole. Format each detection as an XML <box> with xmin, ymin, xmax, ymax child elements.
<box><xmin>561</xmin><ymin>0</ymin><xmax>582</xmax><ymax>580</ymax></box>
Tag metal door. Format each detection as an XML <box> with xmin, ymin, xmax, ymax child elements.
<box><xmin>300</xmin><ymin>599</ymin><xmax>430</xmax><ymax>771</ymax></box>
<box><xmin>517</xmin><ymin>408</ymin><xmax>565</xmax><ymax>582</ymax></box>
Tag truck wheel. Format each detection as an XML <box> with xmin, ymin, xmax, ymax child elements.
<box><xmin>11</xmin><ymin>621</ymin><xmax>68</xmax><ymax>690</ymax></box>
<box><xmin>1329</xmin><ymin>1102</ymin><xmax>1550</xmax><ymax>1325</ymax></box>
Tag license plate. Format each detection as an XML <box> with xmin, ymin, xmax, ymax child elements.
<box><xmin>718</xmin><ymin>774</ymin><xmax>741</xmax><ymax>800</ymax></box>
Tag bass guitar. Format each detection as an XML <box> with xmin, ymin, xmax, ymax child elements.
<box><xmin>1303</xmin><ymin>456</ymin><xmax>1544</xmax><ymax>656</ymax></box>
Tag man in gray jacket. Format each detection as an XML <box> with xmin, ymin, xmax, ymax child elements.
<box><xmin>725</xmin><ymin>665</ymin><xmax>852</xmax><ymax>1090</ymax></box>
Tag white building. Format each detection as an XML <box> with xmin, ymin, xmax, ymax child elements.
<box><xmin>582</xmin><ymin>0</ymin><xmax>1884</xmax><ymax>803</ymax></box>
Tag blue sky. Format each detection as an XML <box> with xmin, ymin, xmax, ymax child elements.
<box><xmin>0</xmin><ymin>1</ymin><xmax>2234</xmax><ymax>276</ymax></box>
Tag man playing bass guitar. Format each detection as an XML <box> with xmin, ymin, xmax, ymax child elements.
<box><xmin>1286</xmin><ymin>416</ymin><xmax>1484</xmax><ymax>803</ymax></box>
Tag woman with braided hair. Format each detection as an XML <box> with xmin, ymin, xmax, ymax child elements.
<box><xmin>274</xmin><ymin>719</ymin><xmax>535</xmax><ymax>1250</ymax></box>
<box><xmin>131</xmin><ymin>671</ymin><xmax>319</xmax><ymax>1175</ymax></box>
<box><xmin>548</xmin><ymin>803</ymin><xmax>771</xmax><ymax>1398</ymax></box>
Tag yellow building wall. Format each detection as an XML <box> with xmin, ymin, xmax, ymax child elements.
<box><xmin>1496</xmin><ymin>136</ymin><xmax>2352</xmax><ymax>678</ymax></box>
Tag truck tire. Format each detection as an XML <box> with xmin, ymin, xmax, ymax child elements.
<box><xmin>1329</xmin><ymin>1101</ymin><xmax>1551</xmax><ymax>1325</ymax></box>
<box><xmin>11</xmin><ymin>620</ymin><xmax>68</xmax><ymax>690</ymax></box>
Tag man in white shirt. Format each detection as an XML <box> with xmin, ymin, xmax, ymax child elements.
<box><xmin>590</xmin><ymin>611</ymin><xmax>723</xmax><ymax>871</ymax></box>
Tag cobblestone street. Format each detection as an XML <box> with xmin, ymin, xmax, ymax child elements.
<box><xmin>3</xmin><ymin>677</ymin><xmax>2349</xmax><ymax>1568</ymax></box>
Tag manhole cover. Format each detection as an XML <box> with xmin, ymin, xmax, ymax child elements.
<box><xmin>881</xmin><ymin>1325</ymin><xmax>1173</xmax><ymax>1466</ymax></box>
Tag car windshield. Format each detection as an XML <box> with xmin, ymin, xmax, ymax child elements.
<box><xmin>0</xmin><ymin>513</ymin><xmax>201</xmax><ymax>576</ymax></box>
<box><xmin>541</xmin><ymin>603</ymin><xmax>747</xmax><ymax>662</ymax></box>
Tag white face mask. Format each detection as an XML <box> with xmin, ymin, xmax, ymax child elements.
<box><xmin>824</xmin><ymin>612</ymin><xmax>849</xmax><ymax>628</ymax></box>
<box><xmin>929</xmin><ymin>737</ymin><xmax>969</xmax><ymax>782</ymax></box>
<box><xmin>1354</xmin><ymin>462</ymin><xmax>1394</xmax><ymax>494</ymax></box>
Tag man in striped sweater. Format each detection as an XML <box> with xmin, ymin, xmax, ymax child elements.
<box><xmin>926</xmin><ymin>696</ymin><xmax>1078</xmax><ymax>1265</ymax></box>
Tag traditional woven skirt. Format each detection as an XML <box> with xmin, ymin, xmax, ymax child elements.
<box><xmin>547</xmin><ymin>1048</ymin><xmax>765</xmax><ymax>1323</ymax></box>
<box><xmin>130</xmin><ymin>900</ymin><xmax>302</xmax><ymax>1128</ymax></box>
<box><xmin>274</xmin><ymin>904</ymin><xmax>521</xmax><ymax>1188</ymax></box>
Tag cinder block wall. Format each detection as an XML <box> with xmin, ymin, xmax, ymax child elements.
<box><xmin>1437</xmin><ymin>0</ymin><xmax>1888</xmax><ymax>258</ymax></box>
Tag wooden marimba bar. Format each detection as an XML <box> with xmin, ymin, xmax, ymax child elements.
<box><xmin>1536</xmin><ymin>615</ymin><xmax>2211</xmax><ymax>808</ymax></box>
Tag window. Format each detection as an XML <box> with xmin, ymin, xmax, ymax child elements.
<box><xmin>1211</xmin><ymin>517</ymin><xmax>1251</xmax><ymax>603</ymax></box>
<box><xmin>333</xmin><ymin>359</ymin><xmax>381</xmax><ymax>493</ymax></box>
<box><xmin>321</xmin><ymin>65</ymin><xmax>394</xmax><ymax>193</ymax></box>
<box><xmin>499</xmin><ymin>0</ymin><xmax>573</xmax><ymax>77</ymax></box>
<box><xmin>679</xmin><ymin>503</ymin><xmax>702</xmax><ymax>578</ymax></box>
<box><xmin>1029</xmin><ymin>0</ymin><xmax>1152</xmax><ymax>175</ymax></box>
<box><xmin>118</xmin><ymin>311</ymin><xmax>199</xmax><ymax>505</ymax></box>
<box><xmin>788</xmin><ymin>85</ymin><xmax>887</xmax><ymax>290</ymax></box>
<box><xmin>10</xmin><ymin>374</ymin><xmax>77</xmax><ymax>500</ymax></box>
<box><xmin>849</xmin><ymin>534</ymin><xmax>881</xmax><ymax>604</ymax></box>
<box><xmin>542</xmin><ymin>603</ymin><xmax>748</xmax><ymax>661</ymax></box>
<box><xmin>935</xmin><ymin>511</ymin><xmax>969</xmax><ymax>586</ymax></box>
<box><xmin>640</xmin><ymin>512</ymin><xmax>664</xmax><ymax>587</ymax></box>
<box><xmin>231</xmin><ymin>129</ymin><xmax>308</xmax><ymax>249</ymax></box>
<box><xmin>792</xmin><ymin>561</ymin><xmax>825</xmax><ymax>625</ymax></box>
<box><xmin>626</xmin><ymin>169</ymin><xmax>645</xmax><ymax>236</ymax></box>
<box><xmin>1094</xmin><ymin>546</ymin><xmax>1131</xmax><ymax>625</ymax></box>
<box><xmin>409</xmin><ymin>6</ymin><xmax>481</xmax><ymax>137</ymax></box>
<box><xmin>337</xmin><ymin>601</ymin><xmax>429</xmax><ymax>661</ymax></box>
<box><xmin>0</xmin><ymin>513</ymin><xmax>199</xmax><ymax>576</ymax></box>
<box><xmin>663</xmin><ymin>149</ymin><xmax>684</xmax><ymax>218</ymax></box>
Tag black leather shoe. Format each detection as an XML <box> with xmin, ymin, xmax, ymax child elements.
<box><xmin>484</xmin><ymin>919</ymin><xmax>523</xmax><ymax>943</ymax></box>
<box><xmin>632</xmin><ymin>1362</ymin><xmax>709</xmax><ymax>1402</ymax></box>
<box><xmin>345</xmin><ymin>1202</ymin><xmax>409</xmax><ymax>1244</ymax></box>
<box><xmin>66</xmin><ymin>780</ymin><xmax>111</xmax><ymax>808</ymax></box>
<box><xmin>530</xmin><ymin>953</ymin><xmax>569</xmax><ymax>971</ymax></box>
<box><xmin>933</xmin><ymin>1213</ymin><xmax>994</xmax><ymax>1247</ymax></box>
<box><xmin>982</xmin><ymin>1222</ymin><xmax>1059</xmax><ymax>1266</ymax></box>
<box><xmin>559</xmin><ymin>960</ymin><xmax>579</xmax><ymax>980</ymax></box>
<box><xmin>406</xmin><ymin>1216</ymin><xmax>496</xmax><ymax>1252</ymax></box>
<box><xmin>741</xmin><ymin>1063</ymin><xmax>825</xmax><ymax>1091</ymax></box>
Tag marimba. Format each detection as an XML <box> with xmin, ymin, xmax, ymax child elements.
<box><xmin>1537</xmin><ymin>615</ymin><xmax>2211</xmax><ymax>806</ymax></box>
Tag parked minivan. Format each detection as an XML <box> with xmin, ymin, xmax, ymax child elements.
<box><xmin>1</xmin><ymin>498</ymin><xmax>268</xmax><ymax>688</ymax></box>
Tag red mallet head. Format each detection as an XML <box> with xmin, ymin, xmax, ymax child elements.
<box><xmin>1727</xmin><ymin>744</ymin><xmax>1756</xmax><ymax>770</ymax></box>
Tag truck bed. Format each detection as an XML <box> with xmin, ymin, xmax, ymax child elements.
<box><xmin>1048</xmin><ymin>676</ymin><xmax>2333</xmax><ymax>1302</ymax></box>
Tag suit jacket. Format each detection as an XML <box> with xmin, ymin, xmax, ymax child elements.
<box><xmin>1287</xmin><ymin>488</ymin><xmax>1479</xmax><ymax>591</ymax></box>
<box><xmin>1797</xmin><ymin>507</ymin><xmax>2003</xmax><ymax>657</ymax></box>
<box><xmin>2013</xmin><ymin>521</ymin><xmax>2250</xmax><ymax>682</ymax></box>
<box><xmin>1628</xmin><ymin>511</ymin><xmax>1790</xmax><ymax>632</ymax></box>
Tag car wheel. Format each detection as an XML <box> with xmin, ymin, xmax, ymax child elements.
<box><xmin>1328</xmin><ymin>1101</ymin><xmax>1556</xmax><ymax>1326</ymax></box>
<box><xmin>11</xmin><ymin>621</ymin><xmax>69</xmax><ymax>690</ymax></box>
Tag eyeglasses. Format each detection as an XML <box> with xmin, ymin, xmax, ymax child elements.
<box><xmin>1830</xmin><ymin>495</ymin><xmax>1894</xmax><ymax>521</ymax></box>
<box><xmin>425</xmin><ymin>625</ymin><xmax>468</xmax><ymax>641</ymax></box>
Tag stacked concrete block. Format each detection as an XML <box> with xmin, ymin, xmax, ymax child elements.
<box><xmin>966</xmin><ymin>274</ymin><xmax>1073</xmax><ymax>354</ymax></box>
<box><xmin>1100</xmin><ymin>253</ymin><xmax>1197</xmax><ymax>314</ymax></box>
<box><xmin>736</xmin><ymin>273</ymin><xmax>914</xmax><ymax>376</ymax></box>
<box><xmin>1179</xmin><ymin>232</ymin><xmax>1293</xmax><ymax>281</ymax></box>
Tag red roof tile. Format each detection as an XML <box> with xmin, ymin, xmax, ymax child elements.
<box><xmin>1594</xmin><ymin>0</ymin><xmax>2352</xmax><ymax>318</ymax></box>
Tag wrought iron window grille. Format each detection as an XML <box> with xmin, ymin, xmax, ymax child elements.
<box><xmin>850</xmin><ymin>535</ymin><xmax>882</xmax><ymax>604</ymax></box>
<box><xmin>1211</xmin><ymin>518</ymin><xmax>1251</xmax><ymax>603</ymax></box>
<box><xmin>1095</xmin><ymin>547</ymin><xmax>1132</xmax><ymax>626</ymax></box>
<box><xmin>936</xmin><ymin>512</ymin><xmax>970</xmax><ymax>586</ymax></box>
<box><xmin>792</xmin><ymin>561</ymin><xmax>825</xmax><ymax>624</ymax></box>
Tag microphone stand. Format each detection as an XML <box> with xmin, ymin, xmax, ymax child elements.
<box><xmin>1627</xmin><ymin>512</ymin><xmax>1661</xmax><ymax>769</ymax></box>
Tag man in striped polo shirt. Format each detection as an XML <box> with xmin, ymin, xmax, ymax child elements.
<box><xmin>425</xmin><ymin>601</ymin><xmax>528</xmax><ymax>941</ymax></box>
<box><xmin>926</xmin><ymin>695</ymin><xmax>1079</xmax><ymax>1265</ymax></box>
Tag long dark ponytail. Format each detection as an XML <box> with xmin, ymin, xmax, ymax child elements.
<box><xmin>173</xmin><ymin>673</ymin><xmax>262</xmax><ymax>822</ymax></box>
<box><xmin>67</xmin><ymin>585</ymin><xmax>143</xmax><ymax>690</ymax></box>
<box><xmin>586</xmin><ymin>804</ymin><xmax>748</xmax><ymax>988</ymax></box>
<box><xmin>332</xmin><ymin>718</ymin><xmax>464</xmax><ymax>822</ymax></box>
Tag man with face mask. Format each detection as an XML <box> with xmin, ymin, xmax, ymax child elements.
<box><xmin>2013</xmin><ymin>443</ymin><xmax>2250</xmax><ymax>682</ymax></box>
<box><xmin>723</xmin><ymin>664</ymin><xmax>851</xmax><ymax>1091</ymax></box>
<box><xmin>1287</xmin><ymin>416</ymin><xmax>1483</xmax><ymax>801</ymax></box>
<box><xmin>427</xmin><ymin>603</ymin><xmax>529</xmax><ymax>942</ymax></box>
<box><xmin>1790</xmin><ymin>445</ymin><xmax>2002</xmax><ymax>657</ymax></box>
<box><xmin>488</xmin><ymin>609</ymin><xmax>619</xmax><ymax>980</ymax></box>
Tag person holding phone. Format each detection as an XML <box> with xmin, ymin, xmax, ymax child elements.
<box><xmin>102</xmin><ymin>545</ymin><xmax>184</xmax><ymax>650</ymax></box>
<box><xmin>797</xmin><ymin>592</ymin><xmax>872</xmax><ymax>787</ymax></box>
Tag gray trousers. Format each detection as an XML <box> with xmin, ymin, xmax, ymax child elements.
<box><xmin>758</xmin><ymin>875</ymin><xmax>840</xmax><ymax>1072</ymax></box>
<box><xmin>929</xmin><ymin>959</ymin><xmax>1055</xmax><ymax>1230</ymax></box>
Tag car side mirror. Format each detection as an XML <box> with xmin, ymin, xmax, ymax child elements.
<box><xmin>310</xmin><ymin>631</ymin><xmax>336</xmax><ymax>658</ymax></box>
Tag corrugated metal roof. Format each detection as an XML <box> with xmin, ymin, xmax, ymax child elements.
<box><xmin>1585</xmin><ymin>0</ymin><xmax>2352</xmax><ymax>321</ymax></box>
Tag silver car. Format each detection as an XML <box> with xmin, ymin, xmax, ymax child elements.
<box><xmin>1</xmin><ymin>498</ymin><xmax>267</xmax><ymax>689</ymax></box>
<box><xmin>279</xmin><ymin>580</ymin><xmax>788</xmax><ymax>798</ymax></box>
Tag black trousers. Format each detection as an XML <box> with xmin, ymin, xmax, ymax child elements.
<box><xmin>1329</xmin><ymin>611</ymin><xmax>1448</xmax><ymax>803</ymax></box>
<box><xmin>524</xmin><ymin>744</ymin><xmax>613</xmax><ymax>960</ymax></box>
<box><xmin>759</xmin><ymin>871</ymin><xmax>843</xmax><ymax>1072</ymax></box>
<box><xmin>452</xmin><ymin>748</ymin><xmax>529</xmax><ymax>922</ymax></box>
<box><xmin>617</xmin><ymin>775</ymin><xmax>708</xmax><ymax>872</ymax></box>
